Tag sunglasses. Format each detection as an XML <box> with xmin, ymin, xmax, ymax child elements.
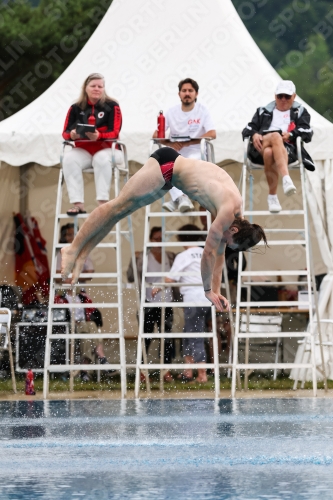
<box><xmin>276</xmin><ymin>94</ymin><xmax>292</xmax><ymax>100</ymax></box>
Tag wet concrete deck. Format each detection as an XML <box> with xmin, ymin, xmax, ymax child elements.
<box><xmin>0</xmin><ymin>388</ymin><xmax>332</xmax><ymax>400</ymax></box>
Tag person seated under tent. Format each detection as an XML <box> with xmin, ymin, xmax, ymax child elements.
<box><xmin>152</xmin><ymin>78</ymin><xmax>216</xmax><ymax>213</ymax></box>
<box><xmin>62</xmin><ymin>73</ymin><xmax>123</xmax><ymax>216</ymax></box>
<box><xmin>242</xmin><ymin>80</ymin><xmax>315</xmax><ymax>214</ymax></box>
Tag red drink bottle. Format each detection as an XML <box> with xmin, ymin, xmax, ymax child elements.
<box><xmin>25</xmin><ymin>369</ymin><xmax>36</xmax><ymax>396</ymax></box>
<box><xmin>157</xmin><ymin>111</ymin><xmax>165</xmax><ymax>138</ymax></box>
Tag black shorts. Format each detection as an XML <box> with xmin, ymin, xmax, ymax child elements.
<box><xmin>150</xmin><ymin>147</ymin><xmax>180</xmax><ymax>190</ymax></box>
<box><xmin>248</xmin><ymin>142</ymin><xmax>297</xmax><ymax>166</ymax></box>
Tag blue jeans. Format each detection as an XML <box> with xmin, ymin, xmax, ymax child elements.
<box><xmin>182</xmin><ymin>307</ymin><xmax>211</xmax><ymax>363</ymax></box>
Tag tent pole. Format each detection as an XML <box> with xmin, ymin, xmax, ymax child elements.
<box><xmin>305</xmin><ymin>175</ymin><xmax>327</xmax><ymax>392</ymax></box>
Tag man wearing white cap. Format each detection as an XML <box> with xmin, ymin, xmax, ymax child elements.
<box><xmin>242</xmin><ymin>80</ymin><xmax>315</xmax><ymax>213</ymax></box>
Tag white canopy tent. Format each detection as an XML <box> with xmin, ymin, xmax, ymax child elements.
<box><xmin>0</xmin><ymin>0</ymin><xmax>332</xmax><ymax>166</ymax></box>
<box><xmin>1</xmin><ymin>0</ymin><xmax>333</xmax><ymax>377</ymax></box>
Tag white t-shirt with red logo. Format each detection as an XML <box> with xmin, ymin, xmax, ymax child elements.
<box><xmin>165</xmin><ymin>102</ymin><xmax>215</xmax><ymax>158</ymax></box>
<box><xmin>268</xmin><ymin>108</ymin><xmax>291</xmax><ymax>133</ymax></box>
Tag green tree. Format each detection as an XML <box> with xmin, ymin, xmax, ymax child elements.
<box><xmin>231</xmin><ymin>0</ymin><xmax>333</xmax><ymax>121</ymax></box>
<box><xmin>277</xmin><ymin>35</ymin><xmax>333</xmax><ymax>120</ymax></box>
<box><xmin>0</xmin><ymin>0</ymin><xmax>112</xmax><ymax>120</ymax></box>
<box><xmin>2</xmin><ymin>0</ymin><xmax>333</xmax><ymax>122</ymax></box>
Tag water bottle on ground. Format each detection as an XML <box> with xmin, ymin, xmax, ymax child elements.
<box><xmin>25</xmin><ymin>369</ymin><xmax>36</xmax><ymax>396</ymax></box>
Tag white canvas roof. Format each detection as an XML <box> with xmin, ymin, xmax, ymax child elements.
<box><xmin>1</xmin><ymin>0</ymin><xmax>333</xmax><ymax>167</ymax></box>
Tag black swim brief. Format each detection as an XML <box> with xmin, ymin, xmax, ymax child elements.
<box><xmin>150</xmin><ymin>147</ymin><xmax>180</xmax><ymax>190</ymax></box>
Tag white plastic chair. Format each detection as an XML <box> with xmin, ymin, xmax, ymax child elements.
<box><xmin>240</xmin><ymin>313</ymin><xmax>283</xmax><ymax>381</ymax></box>
<box><xmin>0</xmin><ymin>308</ymin><xmax>17</xmax><ymax>393</ymax></box>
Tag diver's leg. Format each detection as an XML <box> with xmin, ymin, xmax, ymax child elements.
<box><xmin>62</xmin><ymin>158</ymin><xmax>166</xmax><ymax>282</ymax></box>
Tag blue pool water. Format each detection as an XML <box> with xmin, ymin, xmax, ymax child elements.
<box><xmin>1</xmin><ymin>398</ymin><xmax>333</xmax><ymax>499</ymax></box>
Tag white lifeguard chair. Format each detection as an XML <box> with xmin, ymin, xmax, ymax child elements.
<box><xmin>43</xmin><ymin>141</ymin><xmax>139</xmax><ymax>399</ymax></box>
<box><xmin>231</xmin><ymin>136</ymin><xmax>326</xmax><ymax>397</ymax></box>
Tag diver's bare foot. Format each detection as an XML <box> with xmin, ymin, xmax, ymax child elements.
<box><xmin>61</xmin><ymin>246</ymin><xmax>77</xmax><ymax>280</ymax></box>
<box><xmin>71</xmin><ymin>254</ymin><xmax>89</xmax><ymax>284</ymax></box>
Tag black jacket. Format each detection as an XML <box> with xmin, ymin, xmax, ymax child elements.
<box><xmin>242</xmin><ymin>101</ymin><xmax>312</xmax><ymax>142</ymax></box>
<box><xmin>242</xmin><ymin>101</ymin><xmax>315</xmax><ymax>171</ymax></box>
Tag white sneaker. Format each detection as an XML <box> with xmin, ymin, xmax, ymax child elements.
<box><xmin>282</xmin><ymin>176</ymin><xmax>297</xmax><ymax>196</ymax></box>
<box><xmin>267</xmin><ymin>195</ymin><xmax>282</xmax><ymax>213</ymax></box>
<box><xmin>178</xmin><ymin>195</ymin><xmax>194</xmax><ymax>213</ymax></box>
<box><xmin>162</xmin><ymin>199</ymin><xmax>178</xmax><ymax>212</ymax></box>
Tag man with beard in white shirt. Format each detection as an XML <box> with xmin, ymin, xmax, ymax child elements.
<box><xmin>153</xmin><ymin>78</ymin><xmax>216</xmax><ymax>213</ymax></box>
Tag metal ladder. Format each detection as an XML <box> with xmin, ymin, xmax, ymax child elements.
<box><xmin>231</xmin><ymin>137</ymin><xmax>326</xmax><ymax>397</ymax></box>
<box><xmin>43</xmin><ymin>141</ymin><xmax>139</xmax><ymax>399</ymax></box>
<box><xmin>134</xmin><ymin>138</ymin><xmax>232</xmax><ymax>398</ymax></box>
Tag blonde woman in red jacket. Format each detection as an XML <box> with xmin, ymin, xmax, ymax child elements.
<box><xmin>62</xmin><ymin>73</ymin><xmax>122</xmax><ymax>216</ymax></box>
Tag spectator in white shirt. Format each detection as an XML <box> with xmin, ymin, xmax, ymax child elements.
<box><xmin>153</xmin><ymin>78</ymin><xmax>216</xmax><ymax>213</ymax></box>
<box><xmin>242</xmin><ymin>80</ymin><xmax>314</xmax><ymax>213</ymax></box>
<box><xmin>166</xmin><ymin>224</ymin><xmax>210</xmax><ymax>383</ymax></box>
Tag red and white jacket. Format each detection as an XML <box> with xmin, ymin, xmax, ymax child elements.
<box><xmin>54</xmin><ymin>290</ymin><xmax>96</xmax><ymax>322</ymax></box>
<box><xmin>62</xmin><ymin>99</ymin><xmax>122</xmax><ymax>156</ymax></box>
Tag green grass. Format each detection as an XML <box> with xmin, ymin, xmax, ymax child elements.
<box><xmin>0</xmin><ymin>373</ymin><xmax>330</xmax><ymax>395</ymax></box>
